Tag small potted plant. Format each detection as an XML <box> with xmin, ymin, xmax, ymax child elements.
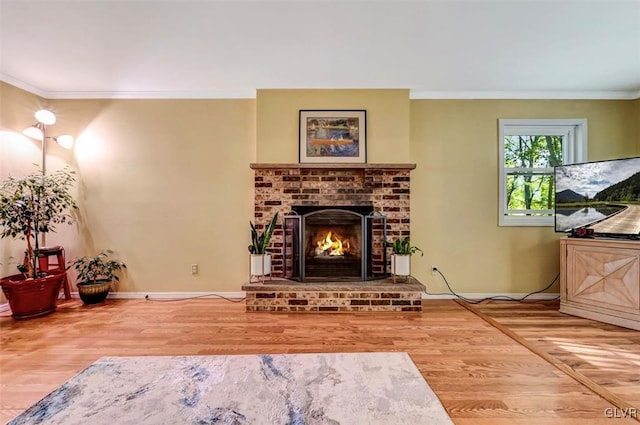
<box><xmin>0</xmin><ymin>166</ymin><xmax>77</xmax><ymax>318</ymax></box>
<box><xmin>71</xmin><ymin>250</ymin><xmax>126</xmax><ymax>305</ymax></box>
<box><xmin>248</xmin><ymin>212</ymin><xmax>278</xmax><ymax>281</ymax></box>
<box><xmin>389</xmin><ymin>237</ymin><xmax>423</xmax><ymax>279</ymax></box>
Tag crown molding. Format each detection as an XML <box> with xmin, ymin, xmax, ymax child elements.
<box><xmin>410</xmin><ymin>90</ymin><xmax>640</xmax><ymax>100</ymax></box>
<box><xmin>0</xmin><ymin>74</ymin><xmax>255</xmax><ymax>99</ymax></box>
<box><xmin>2</xmin><ymin>74</ymin><xmax>638</xmax><ymax>100</ymax></box>
<box><xmin>0</xmin><ymin>73</ymin><xmax>49</xmax><ymax>98</ymax></box>
<box><xmin>44</xmin><ymin>89</ymin><xmax>257</xmax><ymax>99</ymax></box>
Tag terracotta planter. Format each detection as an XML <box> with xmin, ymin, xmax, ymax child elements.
<box><xmin>0</xmin><ymin>272</ymin><xmax>66</xmax><ymax>319</ymax></box>
<box><xmin>77</xmin><ymin>279</ymin><xmax>112</xmax><ymax>305</ymax></box>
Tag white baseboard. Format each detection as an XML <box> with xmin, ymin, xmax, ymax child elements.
<box><xmin>421</xmin><ymin>292</ymin><xmax>559</xmax><ymax>300</ymax></box>
<box><xmin>66</xmin><ymin>292</ymin><xmax>557</xmax><ymax>301</ymax></box>
<box><xmin>2</xmin><ymin>293</ymin><xmax>557</xmax><ymax>314</ymax></box>
<box><xmin>103</xmin><ymin>291</ymin><xmax>246</xmax><ymax>300</ymax></box>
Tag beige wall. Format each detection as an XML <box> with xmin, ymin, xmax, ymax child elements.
<box><xmin>2</xmin><ymin>81</ymin><xmax>638</xmax><ymax>296</ymax></box>
<box><xmin>637</xmin><ymin>99</ymin><xmax>640</xmax><ymax>153</ymax></box>
<box><xmin>410</xmin><ymin>99</ymin><xmax>639</xmax><ymax>294</ymax></box>
<box><xmin>256</xmin><ymin>89</ymin><xmax>411</xmax><ymax>163</ymax></box>
<box><xmin>1</xmin><ymin>82</ymin><xmax>256</xmax><ymax>294</ymax></box>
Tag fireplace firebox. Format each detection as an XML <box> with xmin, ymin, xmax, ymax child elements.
<box><xmin>283</xmin><ymin>206</ymin><xmax>387</xmax><ymax>282</ymax></box>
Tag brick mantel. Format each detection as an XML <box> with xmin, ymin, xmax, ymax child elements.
<box><xmin>250</xmin><ymin>163</ymin><xmax>416</xmax><ymax>170</ymax></box>
<box><xmin>251</xmin><ymin>163</ymin><xmax>416</xmax><ymax>277</ymax></box>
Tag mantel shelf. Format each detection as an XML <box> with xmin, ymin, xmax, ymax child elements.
<box><xmin>250</xmin><ymin>163</ymin><xmax>416</xmax><ymax>170</ymax></box>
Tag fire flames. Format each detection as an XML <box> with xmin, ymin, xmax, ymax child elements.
<box><xmin>316</xmin><ymin>231</ymin><xmax>351</xmax><ymax>256</ymax></box>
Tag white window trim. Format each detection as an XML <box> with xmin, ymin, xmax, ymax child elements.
<box><xmin>499</xmin><ymin>119</ymin><xmax>588</xmax><ymax>227</ymax></box>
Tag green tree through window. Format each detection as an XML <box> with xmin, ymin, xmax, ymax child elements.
<box><xmin>504</xmin><ymin>135</ymin><xmax>562</xmax><ymax>212</ymax></box>
<box><xmin>499</xmin><ymin>119</ymin><xmax>587</xmax><ymax>227</ymax></box>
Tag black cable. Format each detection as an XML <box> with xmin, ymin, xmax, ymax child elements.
<box><xmin>144</xmin><ymin>293</ymin><xmax>246</xmax><ymax>303</ymax></box>
<box><xmin>427</xmin><ymin>267</ymin><xmax>560</xmax><ymax>304</ymax></box>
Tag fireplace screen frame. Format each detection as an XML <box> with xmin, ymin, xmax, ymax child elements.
<box><xmin>283</xmin><ymin>208</ymin><xmax>387</xmax><ymax>282</ymax></box>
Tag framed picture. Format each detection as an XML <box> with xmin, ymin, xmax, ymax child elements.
<box><xmin>299</xmin><ymin>110</ymin><xmax>367</xmax><ymax>163</ymax></box>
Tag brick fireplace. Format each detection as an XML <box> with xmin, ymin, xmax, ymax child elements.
<box><xmin>245</xmin><ymin>163</ymin><xmax>424</xmax><ymax>312</ymax></box>
<box><xmin>251</xmin><ymin>163</ymin><xmax>415</xmax><ymax>273</ymax></box>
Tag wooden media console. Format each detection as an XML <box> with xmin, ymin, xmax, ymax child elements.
<box><xmin>560</xmin><ymin>237</ymin><xmax>640</xmax><ymax>330</ymax></box>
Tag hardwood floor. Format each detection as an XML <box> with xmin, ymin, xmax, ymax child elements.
<box><xmin>471</xmin><ymin>300</ymin><xmax>640</xmax><ymax>412</ymax></box>
<box><xmin>1</xmin><ymin>298</ymin><xmax>638</xmax><ymax>424</ymax></box>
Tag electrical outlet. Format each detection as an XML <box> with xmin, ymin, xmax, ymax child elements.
<box><xmin>431</xmin><ymin>266</ymin><xmax>438</xmax><ymax>276</ymax></box>
<box><xmin>191</xmin><ymin>264</ymin><xmax>198</xmax><ymax>275</ymax></box>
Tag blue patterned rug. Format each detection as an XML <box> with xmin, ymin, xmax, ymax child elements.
<box><xmin>9</xmin><ymin>352</ymin><xmax>453</xmax><ymax>425</ymax></box>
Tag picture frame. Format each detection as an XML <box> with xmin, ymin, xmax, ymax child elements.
<box><xmin>299</xmin><ymin>110</ymin><xmax>367</xmax><ymax>163</ymax></box>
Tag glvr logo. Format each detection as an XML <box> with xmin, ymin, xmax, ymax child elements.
<box><xmin>604</xmin><ymin>407</ymin><xmax>638</xmax><ymax>418</ymax></box>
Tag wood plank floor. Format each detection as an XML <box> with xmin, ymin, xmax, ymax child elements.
<box><xmin>471</xmin><ymin>300</ymin><xmax>640</xmax><ymax>411</ymax></box>
<box><xmin>1</xmin><ymin>298</ymin><xmax>638</xmax><ymax>424</ymax></box>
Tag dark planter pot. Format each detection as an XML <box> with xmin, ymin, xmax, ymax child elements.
<box><xmin>77</xmin><ymin>280</ymin><xmax>112</xmax><ymax>305</ymax></box>
<box><xmin>0</xmin><ymin>272</ymin><xmax>66</xmax><ymax>319</ymax></box>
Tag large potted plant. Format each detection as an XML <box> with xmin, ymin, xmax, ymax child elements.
<box><xmin>71</xmin><ymin>250</ymin><xmax>126</xmax><ymax>305</ymax></box>
<box><xmin>248</xmin><ymin>212</ymin><xmax>278</xmax><ymax>281</ymax></box>
<box><xmin>389</xmin><ymin>237</ymin><xmax>423</xmax><ymax>280</ymax></box>
<box><xmin>0</xmin><ymin>166</ymin><xmax>77</xmax><ymax>318</ymax></box>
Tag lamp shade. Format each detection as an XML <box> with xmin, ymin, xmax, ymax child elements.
<box><xmin>55</xmin><ymin>135</ymin><xmax>74</xmax><ymax>149</ymax></box>
<box><xmin>35</xmin><ymin>109</ymin><xmax>56</xmax><ymax>125</ymax></box>
<box><xmin>22</xmin><ymin>125</ymin><xmax>44</xmax><ymax>141</ymax></box>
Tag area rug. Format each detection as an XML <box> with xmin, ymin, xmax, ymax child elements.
<box><xmin>8</xmin><ymin>352</ymin><xmax>453</xmax><ymax>425</ymax></box>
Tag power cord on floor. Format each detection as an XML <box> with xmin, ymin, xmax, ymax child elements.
<box><xmin>144</xmin><ymin>293</ymin><xmax>246</xmax><ymax>303</ymax></box>
<box><xmin>427</xmin><ymin>267</ymin><xmax>560</xmax><ymax>304</ymax></box>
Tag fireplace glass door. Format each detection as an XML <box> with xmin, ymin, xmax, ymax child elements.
<box><xmin>283</xmin><ymin>208</ymin><xmax>387</xmax><ymax>282</ymax></box>
<box><xmin>304</xmin><ymin>210</ymin><xmax>363</xmax><ymax>280</ymax></box>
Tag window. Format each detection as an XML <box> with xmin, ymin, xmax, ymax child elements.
<box><xmin>499</xmin><ymin>119</ymin><xmax>587</xmax><ymax>226</ymax></box>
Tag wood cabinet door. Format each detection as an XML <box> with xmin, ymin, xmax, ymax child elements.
<box><xmin>566</xmin><ymin>243</ymin><xmax>640</xmax><ymax>314</ymax></box>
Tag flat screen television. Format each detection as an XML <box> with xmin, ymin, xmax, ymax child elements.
<box><xmin>554</xmin><ymin>156</ymin><xmax>640</xmax><ymax>239</ymax></box>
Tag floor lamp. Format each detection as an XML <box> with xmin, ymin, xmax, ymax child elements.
<box><xmin>22</xmin><ymin>109</ymin><xmax>74</xmax><ymax>246</ymax></box>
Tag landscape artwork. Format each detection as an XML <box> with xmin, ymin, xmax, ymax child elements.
<box><xmin>299</xmin><ymin>110</ymin><xmax>366</xmax><ymax>163</ymax></box>
<box><xmin>555</xmin><ymin>156</ymin><xmax>640</xmax><ymax>236</ymax></box>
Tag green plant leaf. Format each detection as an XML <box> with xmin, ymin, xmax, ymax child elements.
<box><xmin>389</xmin><ymin>237</ymin><xmax>423</xmax><ymax>256</ymax></box>
<box><xmin>71</xmin><ymin>249</ymin><xmax>126</xmax><ymax>285</ymax></box>
<box><xmin>249</xmin><ymin>212</ymin><xmax>278</xmax><ymax>254</ymax></box>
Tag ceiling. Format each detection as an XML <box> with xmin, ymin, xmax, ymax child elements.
<box><xmin>1</xmin><ymin>0</ymin><xmax>639</xmax><ymax>99</ymax></box>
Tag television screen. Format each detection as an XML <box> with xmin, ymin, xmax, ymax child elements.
<box><xmin>554</xmin><ymin>157</ymin><xmax>640</xmax><ymax>238</ymax></box>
